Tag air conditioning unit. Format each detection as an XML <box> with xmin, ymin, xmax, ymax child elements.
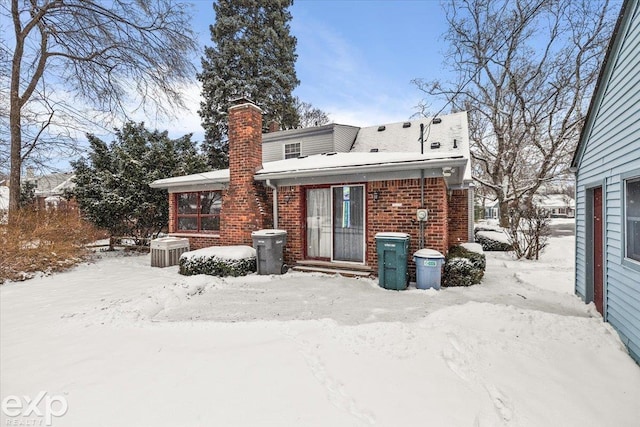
<box><xmin>150</xmin><ymin>237</ymin><xmax>190</xmax><ymax>268</ymax></box>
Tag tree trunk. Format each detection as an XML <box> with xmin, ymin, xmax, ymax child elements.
<box><xmin>9</xmin><ymin>79</ymin><xmax>22</xmax><ymax>222</ymax></box>
<box><xmin>499</xmin><ymin>199</ymin><xmax>510</xmax><ymax>228</ymax></box>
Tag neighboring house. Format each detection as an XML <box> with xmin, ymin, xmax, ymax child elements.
<box><xmin>24</xmin><ymin>171</ymin><xmax>76</xmax><ymax>210</ymax></box>
<box><xmin>478</xmin><ymin>197</ymin><xmax>500</xmax><ymax>220</ymax></box>
<box><xmin>151</xmin><ymin>98</ymin><xmax>474</xmax><ymax>278</ymax></box>
<box><xmin>533</xmin><ymin>194</ymin><xmax>575</xmax><ymax>218</ymax></box>
<box><xmin>476</xmin><ymin>194</ymin><xmax>574</xmax><ymax>220</ymax></box>
<box><xmin>571</xmin><ymin>0</ymin><xmax>640</xmax><ymax>363</ymax></box>
<box><xmin>0</xmin><ymin>184</ymin><xmax>8</xmax><ymax>223</ymax></box>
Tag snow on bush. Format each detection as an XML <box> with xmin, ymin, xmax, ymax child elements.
<box><xmin>443</xmin><ymin>245</ymin><xmax>486</xmax><ymax>287</ymax></box>
<box><xmin>474</xmin><ymin>228</ymin><xmax>513</xmax><ymax>251</ymax></box>
<box><xmin>179</xmin><ymin>245</ymin><xmax>256</xmax><ymax>277</ymax></box>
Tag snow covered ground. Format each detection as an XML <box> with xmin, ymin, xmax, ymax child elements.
<box><xmin>1</xmin><ymin>228</ymin><xmax>639</xmax><ymax>426</ymax></box>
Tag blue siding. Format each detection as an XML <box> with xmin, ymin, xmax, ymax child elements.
<box><xmin>575</xmin><ymin>0</ymin><xmax>640</xmax><ymax>363</ymax></box>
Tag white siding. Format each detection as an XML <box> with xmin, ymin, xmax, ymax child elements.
<box><xmin>333</xmin><ymin>125</ymin><xmax>360</xmax><ymax>152</ymax></box>
<box><xmin>575</xmin><ymin>0</ymin><xmax>640</xmax><ymax>362</ymax></box>
<box><xmin>262</xmin><ymin>127</ymin><xmax>335</xmax><ymax>162</ymax></box>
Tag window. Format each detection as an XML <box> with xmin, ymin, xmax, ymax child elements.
<box><xmin>284</xmin><ymin>142</ymin><xmax>301</xmax><ymax>159</ymax></box>
<box><xmin>625</xmin><ymin>177</ymin><xmax>640</xmax><ymax>263</ymax></box>
<box><xmin>176</xmin><ymin>191</ymin><xmax>222</xmax><ymax>233</ymax></box>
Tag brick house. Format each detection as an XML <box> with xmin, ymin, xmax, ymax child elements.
<box><xmin>151</xmin><ymin>98</ymin><xmax>473</xmax><ymax>277</ymax></box>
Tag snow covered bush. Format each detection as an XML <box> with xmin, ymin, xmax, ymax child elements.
<box><xmin>474</xmin><ymin>226</ymin><xmax>513</xmax><ymax>251</ymax></box>
<box><xmin>507</xmin><ymin>202</ymin><xmax>551</xmax><ymax>260</ymax></box>
<box><xmin>179</xmin><ymin>246</ymin><xmax>256</xmax><ymax>277</ymax></box>
<box><xmin>443</xmin><ymin>244</ymin><xmax>486</xmax><ymax>287</ymax></box>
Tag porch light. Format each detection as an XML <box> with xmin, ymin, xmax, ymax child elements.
<box><xmin>442</xmin><ymin>167</ymin><xmax>454</xmax><ymax>177</ymax></box>
<box><xmin>373</xmin><ymin>191</ymin><xmax>380</xmax><ymax>201</ymax></box>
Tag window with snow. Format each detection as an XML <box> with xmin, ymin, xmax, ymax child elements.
<box><xmin>176</xmin><ymin>191</ymin><xmax>222</xmax><ymax>233</ymax></box>
<box><xmin>284</xmin><ymin>142</ymin><xmax>301</xmax><ymax>159</ymax></box>
<box><xmin>625</xmin><ymin>176</ymin><xmax>640</xmax><ymax>263</ymax></box>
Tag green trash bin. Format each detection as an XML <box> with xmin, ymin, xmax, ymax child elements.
<box><xmin>375</xmin><ymin>232</ymin><xmax>410</xmax><ymax>290</ymax></box>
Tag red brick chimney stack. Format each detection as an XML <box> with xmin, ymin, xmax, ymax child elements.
<box><xmin>221</xmin><ymin>97</ymin><xmax>269</xmax><ymax>245</ymax></box>
<box><xmin>268</xmin><ymin>120</ymin><xmax>280</xmax><ymax>133</ymax></box>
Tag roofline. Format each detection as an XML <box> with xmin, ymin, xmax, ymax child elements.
<box><xmin>262</xmin><ymin>123</ymin><xmax>359</xmax><ymax>143</ymax></box>
<box><xmin>254</xmin><ymin>157</ymin><xmax>467</xmax><ymax>181</ymax></box>
<box><xmin>149</xmin><ymin>173</ymin><xmax>230</xmax><ymax>189</ymax></box>
<box><xmin>571</xmin><ymin>0</ymin><xmax>631</xmax><ymax>169</ymax></box>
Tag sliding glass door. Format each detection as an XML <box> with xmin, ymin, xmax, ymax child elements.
<box><xmin>306</xmin><ymin>185</ymin><xmax>365</xmax><ymax>263</ymax></box>
<box><xmin>306</xmin><ymin>188</ymin><xmax>332</xmax><ymax>259</ymax></box>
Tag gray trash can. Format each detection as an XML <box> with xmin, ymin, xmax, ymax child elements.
<box><xmin>251</xmin><ymin>229</ymin><xmax>287</xmax><ymax>275</ymax></box>
<box><xmin>413</xmin><ymin>249</ymin><xmax>445</xmax><ymax>290</ymax></box>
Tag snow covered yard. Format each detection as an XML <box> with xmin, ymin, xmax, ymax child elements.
<box><xmin>1</xmin><ymin>233</ymin><xmax>639</xmax><ymax>426</ymax></box>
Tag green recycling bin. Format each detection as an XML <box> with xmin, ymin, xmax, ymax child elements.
<box><xmin>375</xmin><ymin>232</ymin><xmax>410</xmax><ymax>290</ymax></box>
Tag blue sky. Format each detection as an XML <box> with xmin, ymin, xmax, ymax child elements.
<box><xmin>166</xmin><ymin>0</ymin><xmax>451</xmax><ymax>140</ymax></box>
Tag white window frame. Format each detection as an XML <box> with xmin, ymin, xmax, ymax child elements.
<box><xmin>283</xmin><ymin>142</ymin><xmax>301</xmax><ymax>159</ymax></box>
<box><xmin>622</xmin><ymin>170</ymin><xmax>640</xmax><ymax>271</ymax></box>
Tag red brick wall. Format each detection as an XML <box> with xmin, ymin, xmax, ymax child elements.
<box><xmin>220</xmin><ymin>101</ymin><xmax>270</xmax><ymax>246</ymax></box>
<box><xmin>268</xmin><ymin>178</ymin><xmax>452</xmax><ymax>279</ymax></box>
<box><xmin>448</xmin><ymin>189</ymin><xmax>469</xmax><ymax>247</ymax></box>
<box><xmin>168</xmin><ymin>193</ymin><xmax>176</xmax><ymax>233</ymax></box>
<box><xmin>367</xmin><ymin>178</ymin><xmax>448</xmax><ymax>280</ymax></box>
<box><xmin>277</xmin><ymin>185</ymin><xmax>304</xmax><ymax>265</ymax></box>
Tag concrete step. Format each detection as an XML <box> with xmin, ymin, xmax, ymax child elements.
<box><xmin>291</xmin><ymin>265</ymin><xmax>373</xmax><ymax>278</ymax></box>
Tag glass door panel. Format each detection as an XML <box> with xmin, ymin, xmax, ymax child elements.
<box><xmin>306</xmin><ymin>188</ymin><xmax>332</xmax><ymax>259</ymax></box>
<box><xmin>333</xmin><ymin>185</ymin><xmax>364</xmax><ymax>263</ymax></box>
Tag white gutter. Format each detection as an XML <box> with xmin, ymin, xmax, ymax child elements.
<box><xmin>254</xmin><ymin>157</ymin><xmax>467</xmax><ymax>181</ymax></box>
<box><xmin>266</xmin><ymin>179</ymin><xmax>278</xmax><ymax>228</ymax></box>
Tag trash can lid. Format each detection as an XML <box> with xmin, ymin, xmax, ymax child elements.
<box><xmin>375</xmin><ymin>232</ymin><xmax>410</xmax><ymax>239</ymax></box>
<box><xmin>413</xmin><ymin>249</ymin><xmax>444</xmax><ymax>259</ymax></box>
<box><xmin>251</xmin><ymin>229</ymin><xmax>287</xmax><ymax>237</ymax></box>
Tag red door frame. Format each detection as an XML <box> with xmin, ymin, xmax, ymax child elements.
<box><xmin>593</xmin><ymin>186</ymin><xmax>604</xmax><ymax>315</ymax></box>
<box><xmin>302</xmin><ymin>183</ymin><xmax>368</xmax><ymax>263</ymax></box>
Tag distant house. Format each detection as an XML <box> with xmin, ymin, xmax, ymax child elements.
<box><xmin>532</xmin><ymin>194</ymin><xmax>575</xmax><ymax>218</ymax></box>
<box><xmin>476</xmin><ymin>193</ymin><xmax>574</xmax><ymax>221</ymax></box>
<box><xmin>0</xmin><ymin>184</ymin><xmax>8</xmax><ymax>223</ymax></box>
<box><xmin>23</xmin><ymin>171</ymin><xmax>75</xmax><ymax>210</ymax></box>
<box><xmin>151</xmin><ymin>98</ymin><xmax>474</xmax><ymax>278</ymax></box>
<box><xmin>571</xmin><ymin>0</ymin><xmax>640</xmax><ymax>363</ymax></box>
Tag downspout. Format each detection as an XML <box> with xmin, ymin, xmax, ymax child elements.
<box><xmin>266</xmin><ymin>179</ymin><xmax>278</xmax><ymax>229</ymax></box>
<box><xmin>420</xmin><ymin>124</ymin><xmax>425</xmax><ymax>249</ymax></box>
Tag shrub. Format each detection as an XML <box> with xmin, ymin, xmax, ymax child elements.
<box><xmin>507</xmin><ymin>202</ymin><xmax>551</xmax><ymax>260</ymax></box>
<box><xmin>474</xmin><ymin>229</ymin><xmax>513</xmax><ymax>251</ymax></box>
<box><xmin>179</xmin><ymin>246</ymin><xmax>256</xmax><ymax>277</ymax></box>
<box><xmin>0</xmin><ymin>208</ymin><xmax>104</xmax><ymax>283</ymax></box>
<box><xmin>443</xmin><ymin>244</ymin><xmax>486</xmax><ymax>287</ymax></box>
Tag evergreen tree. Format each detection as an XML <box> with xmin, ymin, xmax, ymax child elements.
<box><xmin>198</xmin><ymin>0</ymin><xmax>300</xmax><ymax>169</ymax></box>
<box><xmin>71</xmin><ymin>122</ymin><xmax>208</xmax><ymax>249</ymax></box>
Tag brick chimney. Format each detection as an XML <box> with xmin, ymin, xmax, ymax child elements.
<box><xmin>268</xmin><ymin>120</ymin><xmax>280</xmax><ymax>133</ymax></box>
<box><xmin>221</xmin><ymin>97</ymin><xmax>270</xmax><ymax>245</ymax></box>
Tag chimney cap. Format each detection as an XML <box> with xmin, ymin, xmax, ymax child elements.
<box><xmin>229</xmin><ymin>96</ymin><xmax>262</xmax><ymax>113</ymax></box>
<box><xmin>230</xmin><ymin>96</ymin><xmax>258</xmax><ymax>107</ymax></box>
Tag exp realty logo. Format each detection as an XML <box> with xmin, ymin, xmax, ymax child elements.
<box><xmin>1</xmin><ymin>391</ymin><xmax>68</xmax><ymax>426</ymax></box>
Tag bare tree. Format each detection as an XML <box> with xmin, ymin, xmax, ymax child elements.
<box><xmin>4</xmin><ymin>0</ymin><xmax>198</xmax><ymax>219</ymax></box>
<box><xmin>294</xmin><ymin>97</ymin><xmax>331</xmax><ymax>128</ymax></box>
<box><xmin>413</xmin><ymin>0</ymin><xmax>615</xmax><ymax>226</ymax></box>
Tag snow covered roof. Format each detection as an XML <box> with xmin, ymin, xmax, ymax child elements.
<box><xmin>25</xmin><ymin>172</ymin><xmax>75</xmax><ymax>196</ymax></box>
<box><xmin>351</xmin><ymin>112</ymin><xmax>469</xmax><ymax>154</ymax></box>
<box><xmin>349</xmin><ymin>112</ymin><xmax>471</xmax><ymax>182</ymax></box>
<box><xmin>254</xmin><ymin>151</ymin><xmax>467</xmax><ymax>183</ymax></box>
<box><xmin>534</xmin><ymin>194</ymin><xmax>575</xmax><ymax>208</ymax></box>
<box><xmin>150</xmin><ymin>169</ymin><xmax>230</xmax><ymax>189</ymax></box>
<box><xmin>151</xmin><ymin>112</ymin><xmax>471</xmax><ymax>189</ymax></box>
